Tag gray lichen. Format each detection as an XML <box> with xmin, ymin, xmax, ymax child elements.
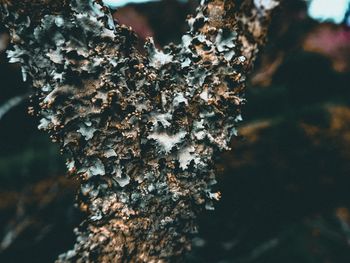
<box><xmin>0</xmin><ymin>0</ymin><xmax>278</xmax><ymax>261</ymax></box>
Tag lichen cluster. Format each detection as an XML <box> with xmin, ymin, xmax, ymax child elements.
<box><xmin>0</xmin><ymin>0</ymin><xmax>277</xmax><ymax>261</ymax></box>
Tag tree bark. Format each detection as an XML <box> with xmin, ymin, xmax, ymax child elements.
<box><xmin>0</xmin><ymin>0</ymin><xmax>279</xmax><ymax>261</ymax></box>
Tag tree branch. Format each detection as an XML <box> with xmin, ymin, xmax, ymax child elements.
<box><xmin>0</xmin><ymin>0</ymin><xmax>279</xmax><ymax>261</ymax></box>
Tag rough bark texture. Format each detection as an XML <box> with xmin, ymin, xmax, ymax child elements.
<box><xmin>0</xmin><ymin>0</ymin><xmax>278</xmax><ymax>261</ymax></box>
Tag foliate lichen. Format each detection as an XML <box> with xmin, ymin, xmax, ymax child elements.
<box><xmin>0</xmin><ymin>0</ymin><xmax>278</xmax><ymax>261</ymax></box>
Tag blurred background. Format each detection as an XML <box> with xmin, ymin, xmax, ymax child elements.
<box><xmin>1</xmin><ymin>0</ymin><xmax>350</xmax><ymax>262</ymax></box>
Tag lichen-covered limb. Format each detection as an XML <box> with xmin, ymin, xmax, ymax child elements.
<box><xmin>0</xmin><ymin>0</ymin><xmax>278</xmax><ymax>261</ymax></box>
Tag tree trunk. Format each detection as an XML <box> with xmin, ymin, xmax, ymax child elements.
<box><xmin>0</xmin><ymin>0</ymin><xmax>279</xmax><ymax>261</ymax></box>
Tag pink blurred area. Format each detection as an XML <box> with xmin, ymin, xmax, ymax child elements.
<box><xmin>304</xmin><ymin>24</ymin><xmax>350</xmax><ymax>72</ymax></box>
<box><xmin>113</xmin><ymin>6</ymin><xmax>154</xmax><ymax>41</ymax></box>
